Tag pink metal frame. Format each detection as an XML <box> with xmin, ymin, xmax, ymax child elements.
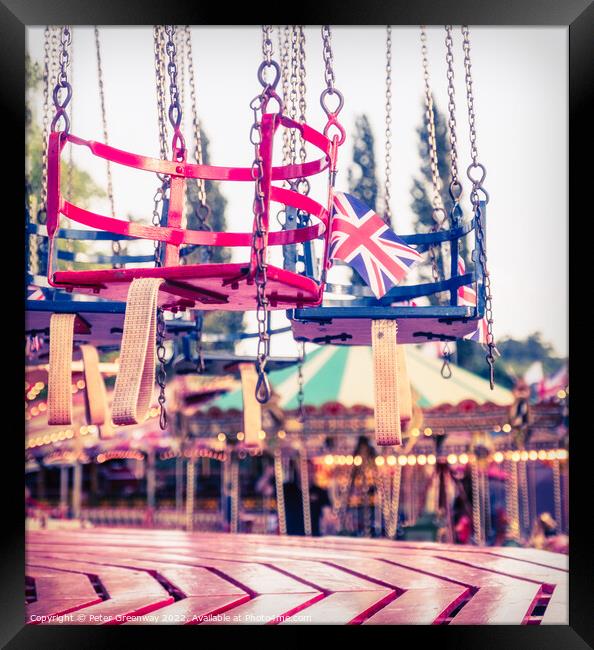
<box><xmin>46</xmin><ymin>113</ymin><xmax>340</xmax><ymax>310</ymax></box>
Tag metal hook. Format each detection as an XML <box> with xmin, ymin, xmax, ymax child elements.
<box><xmin>255</xmin><ymin>369</ymin><xmax>271</xmax><ymax>404</ymax></box>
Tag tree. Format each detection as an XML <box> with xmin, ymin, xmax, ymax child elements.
<box><xmin>348</xmin><ymin>114</ymin><xmax>379</xmax><ymax>211</ymax></box>
<box><xmin>347</xmin><ymin>114</ymin><xmax>380</xmax><ymax>286</ymax></box>
<box><xmin>456</xmin><ymin>333</ymin><xmax>566</xmax><ymax>389</ymax></box>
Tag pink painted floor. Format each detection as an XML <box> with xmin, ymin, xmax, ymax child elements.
<box><xmin>25</xmin><ymin>528</ymin><xmax>568</xmax><ymax>625</ymax></box>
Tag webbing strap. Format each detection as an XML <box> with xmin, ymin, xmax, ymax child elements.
<box><xmin>396</xmin><ymin>345</ymin><xmax>413</xmax><ymax>426</ymax></box>
<box><xmin>112</xmin><ymin>278</ymin><xmax>164</xmax><ymax>425</ymax></box>
<box><xmin>238</xmin><ymin>362</ymin><xmax>262</xmax><ymax>447</ymax></box>
<box><xmin>48</xmin><ymin>313</ymin><xmax>76</xmax><ymax>425</ymax></box>
<box><xmin>80</xmin><ymin>344</ymin><xmax>108</xmax><ymax>425</ymax></box>
<box><xmin>372</xmin><ymin>319</ymin><xmax>402</xmax><ymax>447</ymax></box>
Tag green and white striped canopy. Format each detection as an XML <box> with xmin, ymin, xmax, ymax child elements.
<box><xmin>211</xmin><ymin>345</ymin><xmax>513</xmax><ymax>411</ymax></box>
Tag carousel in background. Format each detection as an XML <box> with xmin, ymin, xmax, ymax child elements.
<box><xmin>25</xmin><ymin>338</ymin><xmax>569</xmax><ymax>551</ymax></box>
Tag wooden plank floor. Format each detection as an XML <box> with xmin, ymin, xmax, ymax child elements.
<box><xmin>26</xmin><ymin>528</ymin><xmax>568</xmax><ymax>625</ymax></box>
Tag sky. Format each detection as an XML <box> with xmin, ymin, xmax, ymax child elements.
<box><xmin>26</xmin><ymin>26</ymin><xmax>568</xmax><ymax>360</ymax></box>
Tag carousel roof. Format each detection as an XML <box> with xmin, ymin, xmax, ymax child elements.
<box><xmin>211</xmin><ymin>345</ymin><xmax>514</xmax><ymax>412</ymax></box>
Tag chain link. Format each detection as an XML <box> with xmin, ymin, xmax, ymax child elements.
<box><xmin>462</xmin><ymin>25</ymin><xmax>497</xmax><ymax>388</ymax></box>
<box><xmin>94</xmin><ymin>27</ymin><xmax>121</xmax><ymax>266</ymax></box>
<box><xmin>251</xmin><ymin>25</ymin><xmax>282</xmax><ymax>404</ymax></box>
<box><xmin>383</xmin><ymin>26</ymin><xmax>393</xmax><ymax>227</ymax></box>
<box><xmin>321</xmin><ymin>25</ymin><xmax>335</xmax><ymax>91</ymax></box>
<box><xmin>278</xmin><ymin>26</ymin><xmax>291</xmax><ymax>168</ymax></box>
<box><xmin>445</xmin><ymin>26</ymin><xmax>461</xmax><ymax>203</ymax></box>
<box><xmin>297</xmin><ymin>26</ymin><xmax>307</xmax><ymax>165</ymax></box>
<box><xmin>50</xmin><ymin>26</ymin><xmax>72</xmax><ymax>134</ymax></box>
<box><xmin>39</xmin><ymin>26</ymin><xmax>54</xmax><ymax>212</ymax></box>
<box><xmin>165</xmin><ymin>25</ymin><xmax>186</xmax><ymax>158</ymax></box>
<box><xmin>297</xmin><ymin>340</ymin><xmax>306</xmax><ymax>422</ymax></box>
<box><xmin>440</xmin><ymin>342</ymin><xmax>453</xmax><ymax>378</ymax></box>
<box><xmin>420</xmin><ymin>26</ymin><xmax>446</xmax><ymax>288</ymax></box>
<box><xmin>156</xmin><ymin>305</ymin><xmax>168</xmax><ymax>430</ymax></box>
<box><xmin>154</xmin><ymin>26</ymin><xmax>170</xmax><ymax>161</ymax></box>
<box><xmin>184</xmin><ymin>26</ymin><xmax>208</xmax><ymax>213</ymax></box>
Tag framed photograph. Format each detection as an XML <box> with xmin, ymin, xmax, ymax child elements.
<box><xmin>3</xmin><ymin>0</ymin><xmax>590</xmax><ymax>645</ymax></box>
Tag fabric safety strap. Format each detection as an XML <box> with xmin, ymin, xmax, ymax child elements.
<box><xmin>80</xmin><ymin>344</ymin><xmax>108</xmax><ymax>425</ymax></box>
<box><xmin>396</xmin><ymin>345</ymin><xmax>413</xmax><ymax>428</ymax></box>
<box><xmin>372</xmin><ymin>319</ymin><xmax>402</xmax><ymax>446</ymax></box>
<box><xmin>112</xmin><ymin>278</ymin><xmax>164</xmax><ymax>425</ymax></box>
<box><xmin>48</xmin><ymin>313</ymin><xmax>76</xmax><ymax>425</ymax></box>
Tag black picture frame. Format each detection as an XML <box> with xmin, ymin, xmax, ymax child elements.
<box><xmin>4</xmin><ymin>1</ymin><xmax>591</xmax><ymax>646</ymax></box>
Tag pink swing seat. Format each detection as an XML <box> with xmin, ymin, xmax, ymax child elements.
<box><xmin>46</xmin><ymin>113</ymin><xmax>339</xmax><ymax>312</ymax></box>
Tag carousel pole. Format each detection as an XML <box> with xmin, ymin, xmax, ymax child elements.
<box><xmin>175</xmin><ymin>455</ymin><xmax>184</xmax><ymax>529</ymax></box>
<box><xmin>470</xmin><ymin>457</ymin><xmax>484</xmax><ymax>545</ymax></box>
<box><xmin>505</xmin><ymin>458</ymin><xmax>521</xmax><ymax>542</ymax></box>
<box><xmin>552</xmin><ymin>458</ymin><xmax>562</xmax><ymax>533</ymax></box>
<box><xmin>71</xmin><ymin>435</ymin><xmax>83</xmax><ymax>520</ymax></box>
<box><xmin>59</xmin><ymin>466</ymin><xmax>69</xmax><ymax>515</ymax></box>
<box><xmin>518</xmin><ymin>459</ymin><xmax>530</xmax><ymax>537</ymax></box>
<box><xmin>185</xmin><ymin>455</ymin><xmax>195</xmax><ymax>532</ymax></box>
<box><xmin>146</xmin><ymin>447</ymin><xmax>156</xmax><ymax>511</ymax></box>
<box><xmin>230</xmin><ymin>453</ymin><xmax>239</xmax><ymax>534</ymax></box>
<box><xmin>274</xmin><ymin>448</ymin><xmax>287</xmax><ymax>535</ymax></box>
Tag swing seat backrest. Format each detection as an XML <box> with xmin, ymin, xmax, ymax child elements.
<box><xmin>45</xmin><ymin>114</ymin><xmax>340</xmax><ymax>312</ymax></box>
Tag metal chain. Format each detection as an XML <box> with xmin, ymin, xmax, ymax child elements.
<box><xmin>320</xmin><ymin>25</ymin><xmax>345</xmax><ymax>145</ymax></box>
<box><xmin>250</xmin><ymin>25</ymin><xmax>282</xmax><ymax>404</ymax></box>
<box><xmin>94</xmin><ymin>26</ymin><xmax>121</xmax><ymax>267</ymax></box>
<box><xmin>297</xmin><ymin>26</ymin><xmax>307</xmax><ymax>165</ymax></box>
<box><xmin>462</xmin><ymin>25</ymin><xmax>497</xmax><ymax>388</ymax></box>
<box><xmin>297</xmin><ymin>340</ymin><xmax>306</xmax><ymax>422</ymax></box>
<box><xmin>278</xmin><ymin>26</ymin><xmax>291</xmax><ymax>167</ymax></box>
<box><xmin>445</xmin><ymin>26</ymin><xmax>462</xmax><ymax>204</ymax></box>
<box><xmin>183</xmin><ymin>26</ymin><xmax>208</xmax><ymax>371</ymax></box>
<box><xmin>420</xmin><ymin>26</ymin><xmax>446</xmax><ymax>287</ymax></box>
<box><xmin>443</xmin><ymin>26</ymin><xmax>461</xmax><ymax>384</ymax></box>
<box><xmin>39</xmin><ymin>26</ymin><xmax>54</xmax><ymax>212</ymax></box>
<box><xmin>50</xmin><ymin>26</ymin><xmax>72</xmax><ymax>134</ymax></box>
<box><xmin>321</xmin><ymin>25</ymin><xmax>335</xmax><ymax>92</ymax></box>
<box><xmin>165</xmin><ymin>25</ymin><xmax>186</xmax><ymax>158</ymax></box>
<box><xmin>288</xmin><ymin>27</ymin><xmax>299</xmax><ymax>163</ymax></box>
<box><xmin>184</xmin><ymin>26</ymin><xmax>207</xmax><ymax>213</ymax></box>
<box><xmin>420</xmin><ymin>27</ymin><xmax>445</xmax><ymax>225</ymax></box>
<box><xmin>156</xmin><ymin>306</ymin><xmax>168</xmax><ymax>430</ymax></box>
<box><xmin>440</xmin><ymin>341</ymin><xmax>453</xmax><ymax>378</ymax></box>
<box><xmin>383</xmin><ymin>25</ymin><xmax>393</xmax><ymax>227</ymax></box>
<box><xmin>153</xmin><ymin>26</ymin><xmax>169</xmax><ymax>161</ymax></box>
<box><xmin>176</xmin><ymin>27</ymin><xmax>185</xmax><ymax>125</ymax></box>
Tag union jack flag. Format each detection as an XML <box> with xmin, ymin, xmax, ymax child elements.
<box><xmin>457</xmin><ymin>258</ymin><xmax>488</xmax><ymax>344</ymax></box>
<box><xmin>329</xmin><ymin>192</ymin><xmax>422</xmax><ymax>299</ymax></box>
<box><xmin>27</xmin><ymin>285</ymin><xmax>45</xmax><ymax>301</ymax></box>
